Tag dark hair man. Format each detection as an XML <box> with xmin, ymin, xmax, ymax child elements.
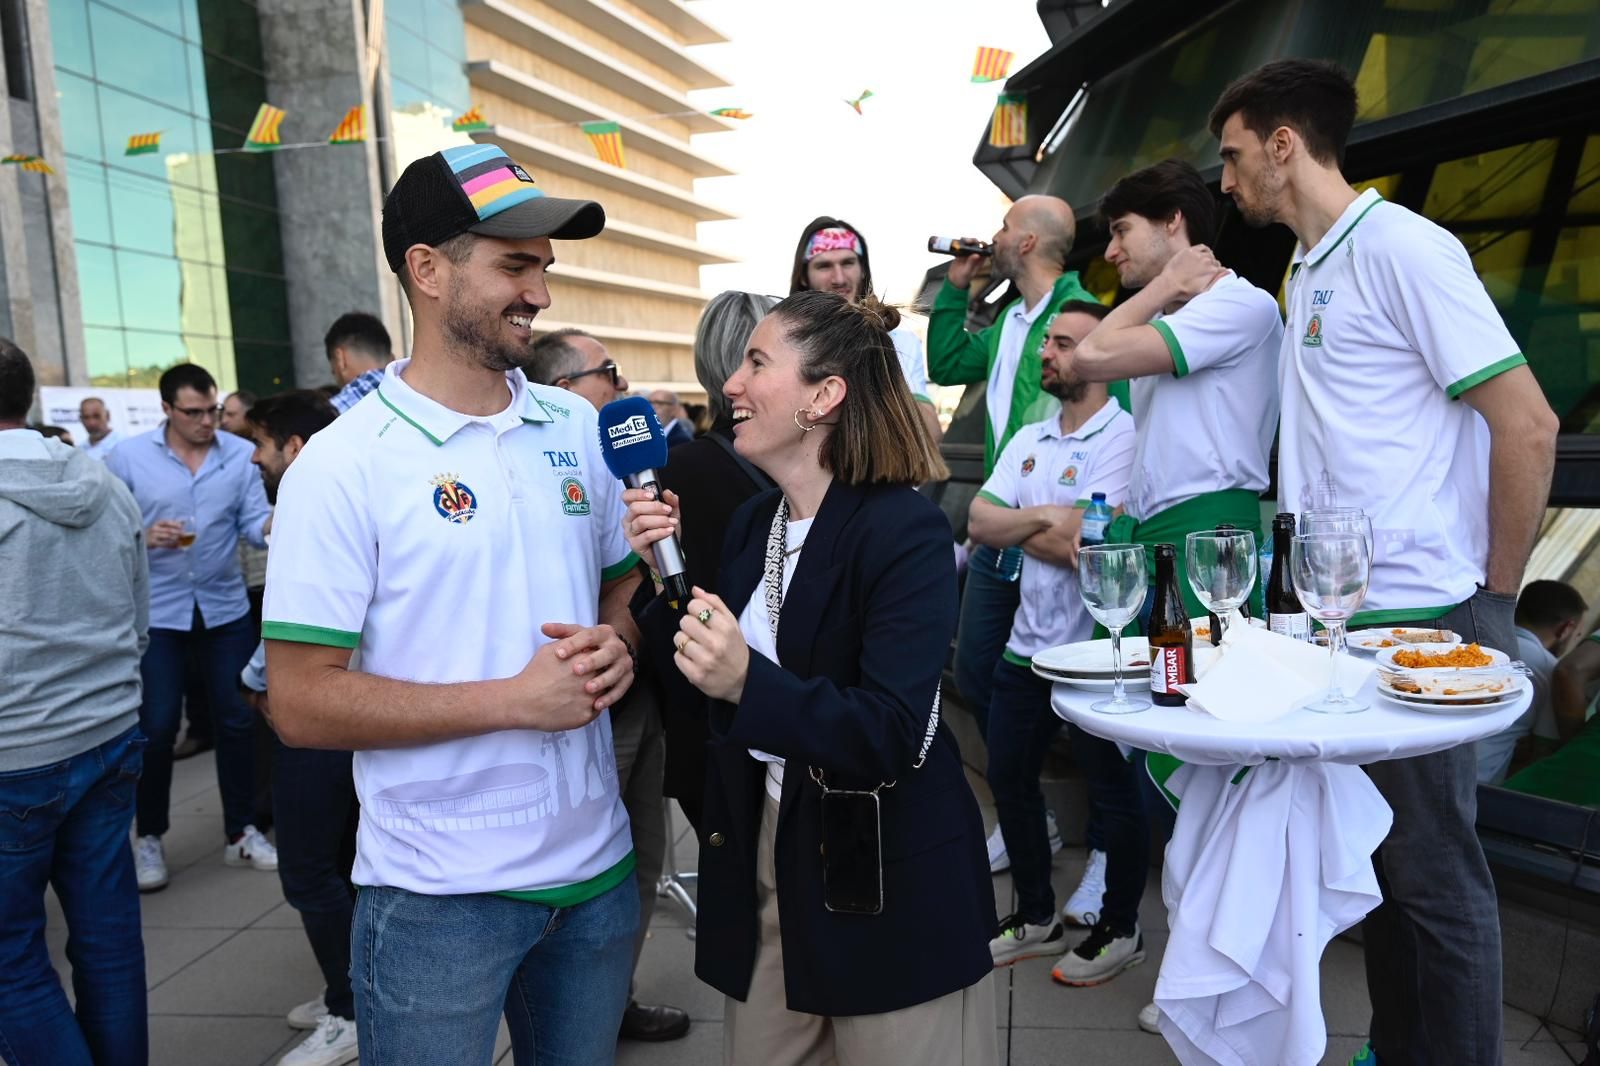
<box><xmin>789</xmin><ymin>215</ymin><xmax>942</xmax><ymax>442</ymax></box>
<box><xmin>78</xmin><ymin>396</ymin><xmax>121</xmax><ymax>460</ymax></box>
<box><xmin>106</xmin><ymin>362</ymin><xmax>274</xmax><ymax>892</ymax></box>
<box><xmin>1210</xmin><ymin>58</ymin><xmax>1559</xmax><ymax>1063</ymax></box>
<box><xmin>324</xmin><ymin>311</ymin><xmax>394</xmax><ymax>413</ymax></box>
<box><xmin>0</xmin><ymin>338</ymin><xmax>152</xmax><ymax>1062</ymax></box>
<box><xmin>1071</xmin><ymin>158</ymin><xmax>1283</xmax><ymax>614</ymax></box>
<box><xmin>263</xmin><ymin>143</ymin><xmax>644</xmax><ymax>1065</ymax></box>
<box><xmin>1476</xmin><ymin>580</ymin><xmax>1586</xmax><ymax>783</ymax></box>
<box><xmin>221</xmin><ymin>389</ymin><xmax>257</xmax><ymax>438</ymax></box>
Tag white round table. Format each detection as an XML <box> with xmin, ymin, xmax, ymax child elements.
<box><xmin>1046</xmin><ymin>670</ymin><xmax>1530</xmax><ymax>1066</ymax></box>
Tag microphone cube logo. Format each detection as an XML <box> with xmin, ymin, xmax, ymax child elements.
<box><xmin>607</xmin><ymin>414</ymin><xmax>653</xmax><ymax>448</ymax></box>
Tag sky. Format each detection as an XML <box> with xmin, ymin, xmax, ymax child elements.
<box><xmin>682</xmin><ymin>0</ymin><xmax>1053</xmax><ymax>307</ymax></box>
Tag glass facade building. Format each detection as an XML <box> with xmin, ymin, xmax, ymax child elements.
<box><xmin>386</xmin><ymin>0</ymin><xmax>471</xmax><ymax>118</ymax></box>
<box><xmin>48</xmin><ymin>0</ymin><xmax>292</xmax><ymax>392</ymax></box>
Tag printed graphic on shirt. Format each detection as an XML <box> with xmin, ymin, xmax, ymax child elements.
<box><xmin>431</xmin><ymin>474</ymin><xmax>478</xmax><ymax>524</ymax></box>
<box><xmin>560</xmin><ymin>477</ymin><xmax>591</xmax><ymax>516</ymax></box>
<box><xmin>1021</xmin><ymin>454</ymin><xmax>1036</xmax><ymax>477</ymax></box>
<box><xmin>1303</xmin><ymin>314</ymin><xmax>1324</xmax><ymax>347</ymax></box>
<box><xmin>1060</xmin><ymin>464</ymin><xmax>1078</xmax><ymax>486</ymax></box>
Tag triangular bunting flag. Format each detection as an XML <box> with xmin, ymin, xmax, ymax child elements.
<box><xmin>244</xmin><ymin>103</ymin><xmax>286</xmax><ymax>151</ymax></box>
<box><xmin>709</xmin><ymin>107</ymin><xmax>752</xmax><ymax>120</ymax></box>
<box><xmin>125</xmin><ymin>132</ymin><xmax>162</xmax><ymax>156</ymax></box>
<box><xmin>452</xmin><ymin>107</ymin><xmax>489</xmax><ymax>132</ymax></box>
<box><xmin>845</xmin><ymin>90</ymin><xmax>874</xmax><ymax>115</ymax></box>
<box><xmin>2</xmin><ymin>154</ymin><xmax>54</xmax><ymax>174</ymax></box>
<box><xmin>328</xmin><ymin>105</ymin><xmax>367</xmax><ymax>144</ymax></box>
<box><xmin>971</xmin><ymin>47</ymin><xmax>1015</xmax><ymax>83</ymax></box>
<box><xmin>581</xmin><ymin>121</ymin><xmax>626</xmax><ymax>168</ymax></box>
<box><xmin>988</xmin><ymin>93</ymin><xmax>1028</xmax><ymax>148</ymax></box>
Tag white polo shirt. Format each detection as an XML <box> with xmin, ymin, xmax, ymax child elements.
<box><xmin>1125</xmin><ymin>272</ymin><xmax>1282</xmax><ymax>521</ymax></box>
<box><xmin>262</xmin><ymin>360</ymin><xmax>639</xmax><ymax>900</ymax></box>
<box><xmin>978</xmin><ymin>398</ymin><xmax>1136</xmax><ymax>663</ymax></box>
<box><xmin>889</xmin><ymin>327</ymin><xmax>933</xmax><ymax>404</ymax></box>
<box><xmin>1279</xmin><ymin>189</ymin><xmax>1525</xmax><ymax>622</ymax></box>
<box><xmin>988</xmin><ymin>291</ymin><xmax>1060</xmax><ymax>444</ymax></box>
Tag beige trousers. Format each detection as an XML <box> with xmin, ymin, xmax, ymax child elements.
<box><xmin>723</xmin><ymin>793</ymin><xmax>998</xmax><ymax>1066</ymax></box>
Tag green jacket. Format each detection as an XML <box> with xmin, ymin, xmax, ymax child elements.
<box><xmin>926</xmin><ymin>272</ymin><xmax>1096</xmax><ymax>475</ymax></box>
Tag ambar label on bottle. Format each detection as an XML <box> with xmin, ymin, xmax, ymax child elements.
<box><xmin>1150</xmin><ymin>647</ymin><xmax>1187</xmax><ymax>694</ymax></box>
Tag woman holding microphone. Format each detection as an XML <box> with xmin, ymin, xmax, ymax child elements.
<box><xmin>624</xmin><ymin>290</ymin><xmax>997</xmax><ymax>1066</ymax></box>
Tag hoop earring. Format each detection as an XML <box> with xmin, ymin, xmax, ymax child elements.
<box><xmin>793</xmin><ymin>408</ymin><xmax>816</xmax><ymax>433</ymax></box>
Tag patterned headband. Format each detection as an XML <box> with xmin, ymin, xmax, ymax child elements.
<box><xmin>805</xmin><ymin>227</ymin><xmax>863</xmax><ymax>261</ymax></box>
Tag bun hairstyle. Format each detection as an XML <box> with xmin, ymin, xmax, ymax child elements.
<box><xmin>770</xmin><ymin>290</ymin><xmax>945</xmax><ymax>487</ymax></box>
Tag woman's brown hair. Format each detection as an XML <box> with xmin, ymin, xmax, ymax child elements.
<box><xmin>770</xmin><ymin>290</ymin><xmax>948</xmax><ymax>486</ymax></box>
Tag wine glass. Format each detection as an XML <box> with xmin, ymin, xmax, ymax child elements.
<box><xmin>1301</xmin><ymin>508</ymin><xmax>1373</xmax><ymax>556</ymax></box>
<box><xmin>1290</xmin><ymin>532</ymin><xmax>1371</xmax><ymax>713</ymax></box>
<box><xmin>1184</xmin><ymin>530</ymin><xmax>1257</xmax><ymax>643</ymax></box>
<box><xmin>1078</xmin><ymin>544</ymin><xmax>1150</xmax><ymax>714</ymax></box>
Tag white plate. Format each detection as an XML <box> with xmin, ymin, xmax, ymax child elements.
<box><xmin>1188</xmin><ymin>616</ymin><xmax>1266</xmax><ymax>643</ymax></box>
<box><xmin>1349</xmin><ymin>628</ymin><xmax>1462</xmax><ymax>652</ymax></box>
<box><xmin>1377</xmin><ymin>672</ymin><xmax>1524</xmax><ymax>704</ymax></box>
<box><xmin>1375</xmin><ymin>643</ymin><xmax>1509</xmax><ymax>672</ymax></box>
<box><xmin>1376</xmin><ymin>683</ymin><xmax>1525</xmax><ymax>715</ymax></box>
<box><xmin>1033</xmin><ymin>664</ymin><xmax>1151</xmax><ymax>691</ymax></box>
<box><xmin>1032</xmin><ymin>638</ymin><xmax>1151</xmax><ymax>679</ymax></box>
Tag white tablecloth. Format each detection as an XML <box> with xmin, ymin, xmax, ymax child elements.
<box><xmin>1051</xmin><ymin>673</ymin><xmax>1529</xmax><ymax>1066</ymax></box>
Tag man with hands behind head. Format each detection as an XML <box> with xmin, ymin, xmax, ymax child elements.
<box><xmin>263</xmin><ymin>144</ymin><xmax>643</xmax><ymax>1066</ymax></box>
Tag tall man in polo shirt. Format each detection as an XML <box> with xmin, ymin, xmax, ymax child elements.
<box><xmin>1211</xmin><ymin>60</ymin><xmax>1559</xmax><ymax>1063</ymax></box>
<box><xmin>106</xmin><ymin>362</ymin><xmax>275</xmax><ymax>892</ymax></box>
<box><xmin>1071</xmin><ymin>159</ymin><xmax>1282</xmax><ymax>617</ymax></box>
<box><xmin>264</xmin><ymin>144</ymin><xmax>644</xmax><ymax>1066</ymax></box>
<box><xmin>929</xmin><ymin>195</ymin><xmax>1091</xmax><ymax>873</ymax></box>
<box><xmin>967</xmin><ymin>302</ymin><xmax>1150</xmax><ymax>989</ymax></box>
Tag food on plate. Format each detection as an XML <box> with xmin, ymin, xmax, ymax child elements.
<box><xmin>1390</xmin><ymin>643</ymin><xmax>1493</xmax><ymax>669</ymax></box>
<box><xmin>1385</xmin><ymin>675</ymin><xmax>1422</xmax><ymax>694</ymax></box>
<box><xmin>1193</xmin><ymin>626</ymin><xmax>1210</xmax><ymax>641</ymax></box>
<box><xmin>1391</xmin><ymin>628</ymin><xmax>1453</xmax><ymax>644</ymax></box>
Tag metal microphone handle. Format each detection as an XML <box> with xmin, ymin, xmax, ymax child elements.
<box><xmin>625</xmin><ymin>471</ymin><xmax>688</xmax><ymax>579</ymax></box>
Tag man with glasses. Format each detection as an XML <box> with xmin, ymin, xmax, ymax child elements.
<box><xmin>107</xmin><ymin>363</ymin><xmax>275</xmax><ymax>892</ymax></box>
<box><xmin>530</xmin><ymin>329</ymin><xmax>629</xmax><ymax>409</ymax></box>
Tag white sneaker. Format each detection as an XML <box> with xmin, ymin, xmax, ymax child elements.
<box><xmin>1062</xmin><ymin>848</ymin><xmax>1108</xmax><ymax>926</ymax></box>
<box><xmin>277</xmin><ymin>1013</ymin><xmax>358</xmax><ymax>1066</ymax></box>
<box><xmin>1137</xmin><ymin>1002</ymin><xmax>1161</xmax><ymax>1034</ymax></box>
<box><xmin>989</xmin><ymin>913</ymin><xmax>1068</xmax><ymax>967</ymax></box>
<box><xmin>1050</xmin><ymin>921</ymin><xmax>1145</xmax><ymax>987</ymax></box>
<box><xmin>987</xmin><ymin>811</ymin><xmax>1063</xmax><ymax>874</ymax></box>
<box><xmin>134</xmin><ymin>835</ymin><xmax>168</xmax><ymax>892</ymax></box>
<box><xmin>287</xmin><ymin>991</ymin><xmax>327</xmax><ymax>1030</ymax></box>
<box><xmin>223</xmin><ymin>825</ymin><xmax>278</xmax><ymax>871</ymax></box>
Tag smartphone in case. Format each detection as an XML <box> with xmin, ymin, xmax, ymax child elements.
<box><xmin>819</xmin><ymin>788</ymin><xmax>883</xmax><ymax>915</ymax></box>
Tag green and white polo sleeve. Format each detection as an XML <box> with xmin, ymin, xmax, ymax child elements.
<box><xmin>1153</xmin><ymin>278</ymin><xmax>1281</xmax><ymax>379</ymax></box>
<box><xmin>977</xmin><ymin>432</ymin><xmax>1028</xmax><ymax>509</ymax></box>
<box><xmin>1376</xmin><ymin>221</ymin><xmax>1525</xmax><ymax>399</ymax></box>
<box><xmin>261</xmin><ymin>444</ymin><xmax>376</xmax><ymax>649</ymax></box>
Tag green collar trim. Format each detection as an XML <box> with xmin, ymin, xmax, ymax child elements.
<box><xmin>377</xmin><ymin>386</ymin><xmax>446</xmax><ymax>446</ymax></box>
<box><xmin>1307</xmin><ymin>192</ymin><xmax>1384</xmax><ymax>267</ymax></box>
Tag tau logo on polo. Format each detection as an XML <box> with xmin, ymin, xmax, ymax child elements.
<box><xmin>543</xmin><ymin>450</ymin><xmax>579</xmax><ymax>468</ymax></box>
<box><xmin>1059</xmin><ymin>465</ymin><xmax>1078</xmax><ymax>486</ymax></box>
<box><xmin>1020</xmin><ymin>454</ymin><xmax>1036</xmax><ymax>477</ymax></box>
<box><xmin>1303</xmin><ymin>314</ymin><xmax>1324</xmax><ymax>348</ymax></box>
<box><xmin>431</xmin><ymin>473</ymin><xmax>478</xmax><ymax>524</ymax></box>
<box><xmin>560</xmin><ymin>477</ymin><xmax>591</xmax><ymax>516</ymax></box>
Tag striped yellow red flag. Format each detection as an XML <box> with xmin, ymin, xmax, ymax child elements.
<box><xmin>2</xmin><ymin>154</ymin><xmax>53</xmax><ymax>174</ymax></box>
<box><xmin>451</xmin><ymin>107</ymin><xmax>489</xmax><ymax>132</ymax></box>
<box><xmin>125</xmin><ymin>132</ymin><xmax>162</xmax><ymax>156</ymax></box>
<box><xmin>580</xmin><ymin>121</ymin><xmax>625</xmax><ymax>168</ymax></box>
<box><xmin>971</xmin><ymin>47</ymin><xmax>1015</xmax><ymax>83</ymax></box>
<box><xmin>328</xmin><ymin>105</ymin><xmax>367</xmax><ymax>144</ymax></box>
<box><xmin>709</xmin><ymin>107</ymin><xmax>752</xmax><ymax>120</ymax></box>
<box><xmin>988</xmin><ymin>93</ymin><xmax>1027</xmax><ymax>148</ymax></box>
<box><xmin>244</xmin><ymin>103</ymin><xmax>286</xmax><ymax>150</ymax></box>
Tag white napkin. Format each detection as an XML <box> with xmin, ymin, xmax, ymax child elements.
<box><xmin>1184</xmin><ymin>624</ymin><xmax>1374</xmax><ymax>723</ymax></box>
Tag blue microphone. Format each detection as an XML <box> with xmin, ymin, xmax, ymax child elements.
<box><xmin>598</xmin><ymin>396</ymin><xmax>689</xmax><ymax>607</ymax></box>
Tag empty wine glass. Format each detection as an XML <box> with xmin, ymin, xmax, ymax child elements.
<box><xmin>1078</xmin><ymin>544</ymin><xmax>1150</xmax><ymax>714</ymax></box>
<box><xmin>1301</xmin><ymin>508</ymin><xmax>1373</xmax><ymax>557</ymax></box>
<box><xmin>1185</xmin><ymin>530</ymin><xmax>1257</xmax><ymax>643</ymax></box>
<box><xmin>1290</xmin><ymin>532</ymin><xmax>1371</xmax><ymax>713</ymax></box>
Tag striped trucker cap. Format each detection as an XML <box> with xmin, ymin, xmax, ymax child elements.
<box><xmin>382</xmin><ymin>144</ymin><xmax>605</xmax><ymax>273</ymax></box>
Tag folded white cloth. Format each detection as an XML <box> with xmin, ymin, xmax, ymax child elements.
<box><xmin>1184</xmin><ymin>624</ymin><xmax>1374</xmax><ymax>723</ymax></box>
<box><xmin>1155</xmin><ymin>760</ymin><xmax>1391</xmax><ymax>1066</ymax></box>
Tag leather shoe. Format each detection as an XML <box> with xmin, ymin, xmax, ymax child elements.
<box><xmin>172</xmin><ymin>734</ymin><xmax>213</xmax><ymax>761</ymax></box>
<box><xmin>619</xmin><ymin>1000</ymin><xmax>690</xmax><ymax>1042</ymax></box>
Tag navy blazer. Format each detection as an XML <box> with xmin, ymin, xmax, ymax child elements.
<box><xmin>639</xmin><ymin>479</ymin><xmax>996</xmax><ymax>1017</ymax></box>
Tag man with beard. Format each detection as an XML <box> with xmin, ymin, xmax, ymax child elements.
<box><xmin>237</xmin><ymin>390</ymin><xmax>359</xmax><ymax>1066</ymax></box>
<box><xmin>1071</xmin><ymin>159</ymin><xmax>1282</xmax><ymax>619</ymax></box>
<box><xmin>966</xmin><ymin>303</ymin><xmax>1147</xmax><ymax>988</ymax></box>
<box><xmin>262</xmin><ymin>144</ymin><xmax>645</xmax><ymax>1066</ymax></box>
<box><xmin>1210</xmin><ymin>60</ymin><xmax>1558</xmax><ymax>1064</ymax></box>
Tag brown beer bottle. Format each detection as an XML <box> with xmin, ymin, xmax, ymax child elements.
<box><xmin>1266</xmin><ymin>512</ymin><xmax>1310</xmax><ymax>640</ymax></box>
<box><xmin>1149</xmin><ymin>543</ymin><xmax>1194</xmax><ymax>706</ymax></box>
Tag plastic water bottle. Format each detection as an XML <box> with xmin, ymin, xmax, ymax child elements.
<box><xmin>1080</xmin><ymin>492</ymin><xmax>1113</xmax><ymax>547</ymax></box>
<box><xmin>995</xmin><ymin>545</ymin><xmax>1024</xmax><ymax>582</ymax></box>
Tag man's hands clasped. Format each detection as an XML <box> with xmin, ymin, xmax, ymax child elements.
<box><xmin>506</xmin><ymin>621</ymin><xmax>635</xmax><ymax>732</ymax></box>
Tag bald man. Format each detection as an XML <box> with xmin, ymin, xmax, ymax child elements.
<box><xmin>78</xmin><ymin>397</ymin><xmax>122</xmax><ymax>461</ymax></box>
<box><xmin>648</xmin><ymin>389</ymin><xmax>694</xmax><ymax>446</ymax></box>
<box><xmin>927</xmin><ymin>194</ymin><xmax>1103</xmax><ymax>877</ymax></box>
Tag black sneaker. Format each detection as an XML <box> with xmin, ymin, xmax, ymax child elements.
<box><xmin>1051</xmin><ymin>918</ymin><xmax>1145</xmax><ymax>986</ymax></box>
<box><xmin>989</xmin><ymin>912</ymin><xmax>1067</xmax><ymax>967</ymax></box>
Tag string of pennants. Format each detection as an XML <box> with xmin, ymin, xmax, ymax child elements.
<box><xmin>4</xmin><ymin>46</ymin><xmax>1028</xmax><ymax>178</ymax></box>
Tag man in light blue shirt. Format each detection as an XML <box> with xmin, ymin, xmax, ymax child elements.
<box><xmin>106</xmin><ymin>363</ymin><xmax>274</xmax><ymax>892</ymax></box>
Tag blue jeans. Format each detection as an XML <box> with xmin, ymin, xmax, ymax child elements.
<box><xmin>986</xmin><ymin>661</ymin><xmax>1147</xmax><ymax>929</ymax></box>
<box><xmin>273</xmin><ymin>739</ymin><xmax>357</xmax><ymax>1021</ymax></box>
<box><xmin>0</xmin><ymin>727</ymin><xmax>148</xmax><ymax>1066</ymax></box>
<box><xmin>351</xmin><ymin>877</ymin><xmax>639</xmax><ymax>1066</ymax></box>
<box><xmin>954</xmin><ymin>546</ymin><xmax>1022</xmax><ymax>738</ymax></box>
<box><xmin>136</xmin><ymin>606</ymin><xmax>258</xmax><ymax>839</ymax></box>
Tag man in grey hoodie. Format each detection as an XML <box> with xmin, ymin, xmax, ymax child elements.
<box><xmin>0</xmin><ymin>339</ymin><xmax>152</xmax><ymax>1065</ymax></box>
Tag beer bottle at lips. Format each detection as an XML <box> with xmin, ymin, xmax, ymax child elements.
<box><xmin>1266</xmin><ymin>512</ymin><xmax>1310</xmax><ymax>641</ymax></box>
<box><xmin>1149</xmin><ymin>543</ymin><xmax>1194</xmax><ymax>707</ymax></box>
<box><xmin>927</xmin><ymin>236</ymin><xmax>994</xmax><ymax>257</ymax></box>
